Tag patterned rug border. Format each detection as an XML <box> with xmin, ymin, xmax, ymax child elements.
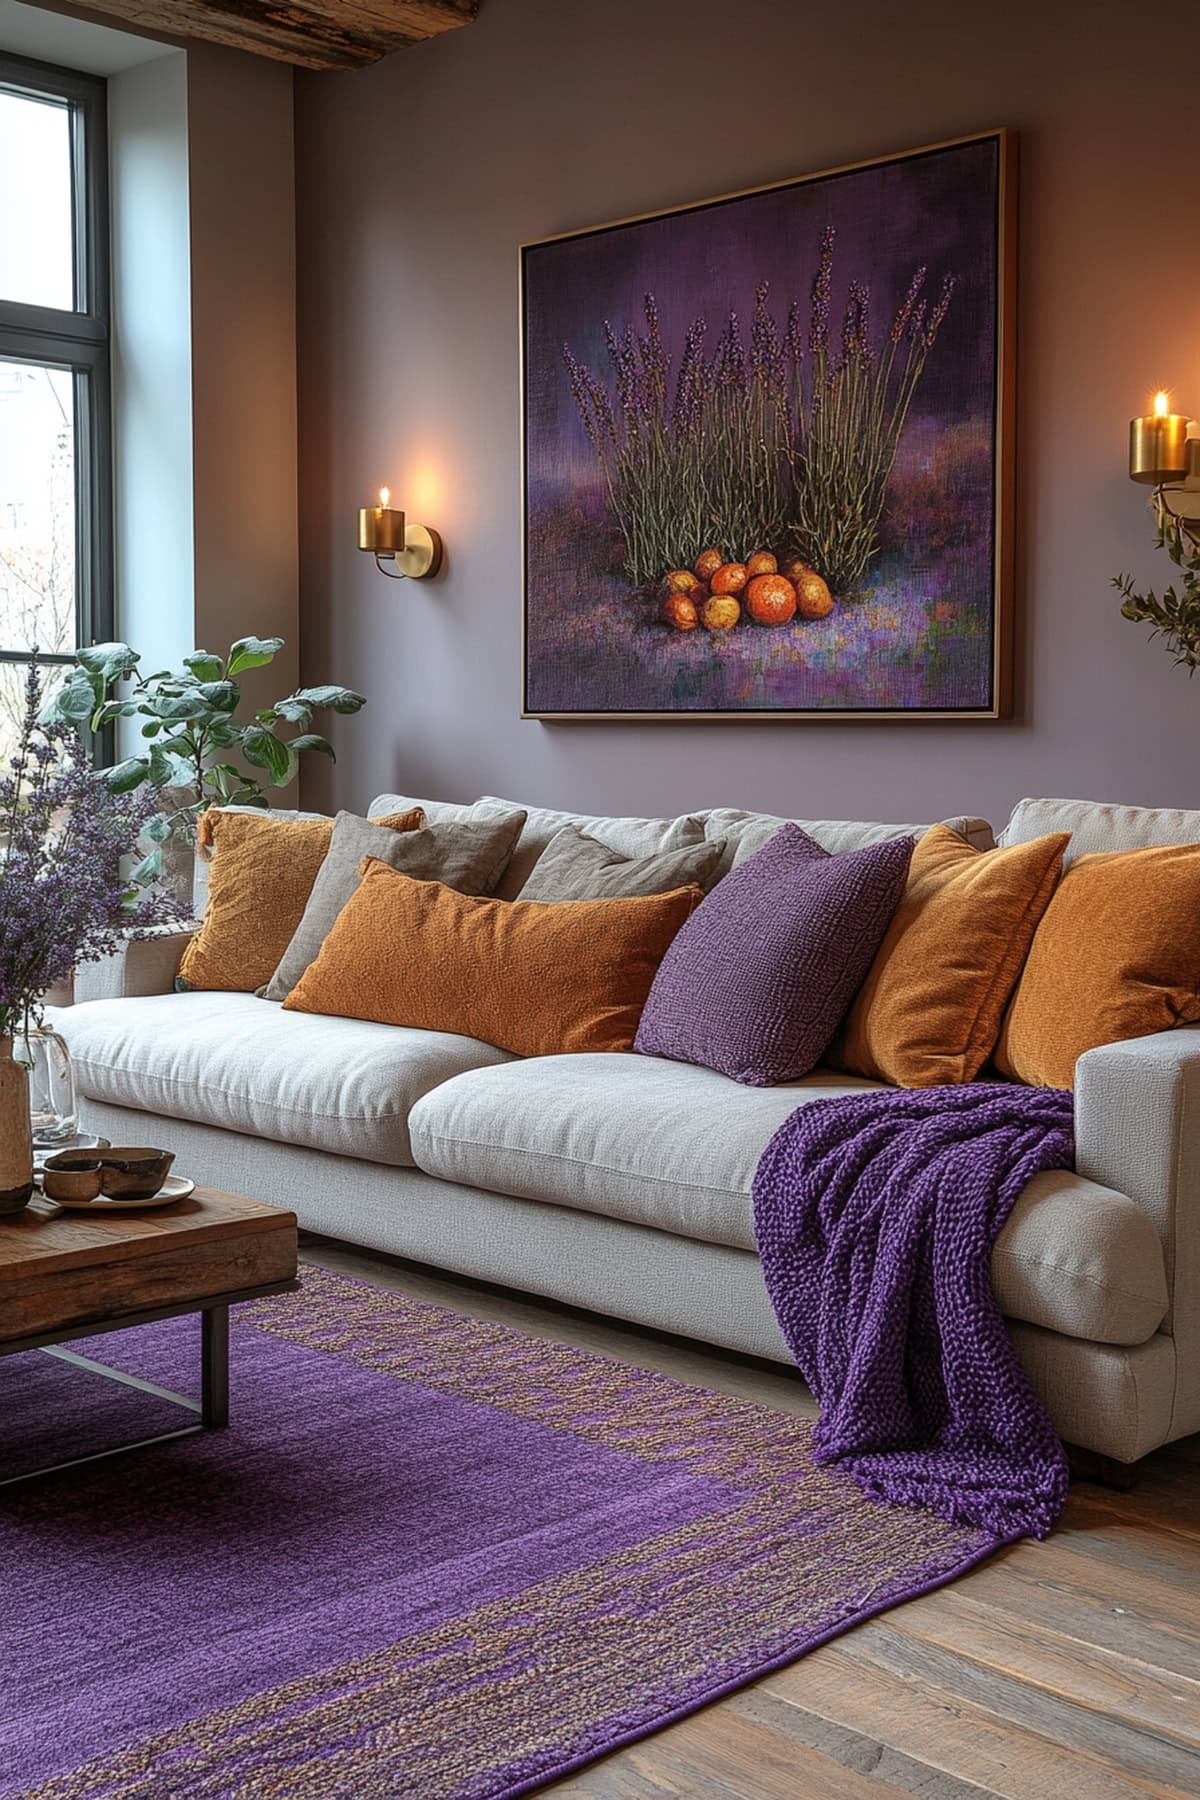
<box><xmin>496</xmin><ymin>1531</ymin><xmax>1012</xmax><ymax>1800</ymax></box>
<box><xmin>246</xmin><ymin>1264</ymin><xmax>1019</xmax><ymax>1798</ymax></box>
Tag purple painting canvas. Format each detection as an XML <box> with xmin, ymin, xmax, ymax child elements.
<box><xmin>522</xmin><ymin>133</ymin><xmax>1010</xmax><ymax>718</ymax></box>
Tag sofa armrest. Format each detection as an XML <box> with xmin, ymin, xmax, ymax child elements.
<box><xmin>1075</xmin><ymin>1028</ymin><xmax>1200</xmax><ymax>1437</ymax></box>
<box><xmin>70</xmin><ymin>925</ymin><xmax>198</xmax><ymax>1004</ymax></box>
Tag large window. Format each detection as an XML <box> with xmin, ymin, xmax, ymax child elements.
<box><xmin>0</xmin><ymin>53</ymin><xmax>110</xmax><ymax>758</ymax></box>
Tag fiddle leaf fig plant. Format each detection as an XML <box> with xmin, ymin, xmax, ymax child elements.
<box><xmin>1114</xmin><ymin>514</ymin><xmax>1200</xmax><ymax>674</ymax></box>
<box><xmin>44</xmin><ymin>635</ymin><xmax>365</xmax><ymax>877</ymax></box>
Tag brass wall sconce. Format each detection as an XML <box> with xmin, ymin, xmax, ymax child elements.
<box><xmin>1129</xmin><ymin>391</ymin><xmax>1200</xmax><ymax>548</ymax></box>
<box><xmin>357</xmin><ymin>487</ymin><xmax>443</xmax><ymax>580</ymax></box>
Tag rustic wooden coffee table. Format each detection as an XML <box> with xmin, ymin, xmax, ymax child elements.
<box><xmin>0</xmin><ymin>1186</ymin><xmax>298</xmax><ymax>1485</ymax></box>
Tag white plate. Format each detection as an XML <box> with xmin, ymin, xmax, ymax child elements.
<box><xmin>48</xmin><ymin>1175</ymin><xmax>196</xmax><ymax>1211</ymax></box>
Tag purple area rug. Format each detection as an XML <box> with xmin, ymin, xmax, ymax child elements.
<box><xmin>2</xmin><ymin>1267</ymin><xmax>1001</xmax><ymax>1798</ymax></box>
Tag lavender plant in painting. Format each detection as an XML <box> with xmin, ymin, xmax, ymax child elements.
<box><xmin>565</xmin><ymin>238</ymin><xmax>955</xmax><ymax>597</ymax></box>
<box><xmin>523</xmin><ymin>133</ymin><xmax>1008</xmax><ymax>717</ymax></box>
<box><xmin>0</xmin><ymin>661</ymin><xmax>182</xmax><ymax>1038</ymax></box>
<box><xmin>788</xmin><ymin>234</ymin><xmax>959</xmax><ymax>595</ymax></box>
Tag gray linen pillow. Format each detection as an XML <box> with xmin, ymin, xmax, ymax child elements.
<box><xmin>517</xmin><ymin>823</ymin><xmax>725</xmax><ymax>902</ymax></box>
<box><xmin>262</xmin><ymin>807</ymin><xmax>526</xmax><ymax>999</ymax></box>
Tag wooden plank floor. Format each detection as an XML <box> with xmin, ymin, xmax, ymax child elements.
<box><xmin>303</xmin><ymin>1235</ymin><xmax>1200</xmax><ymax>1800</ymax></box>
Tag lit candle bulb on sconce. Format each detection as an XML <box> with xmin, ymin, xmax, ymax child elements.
<box><xmin>357</xmin><ymin>484</ymin><xmax>443</xmax><ymax>580</ymax></box>
<box><xmin>1129</xmin><ymin>390</ymin><xmax>1190</xmax><ymax>484</ymax></box>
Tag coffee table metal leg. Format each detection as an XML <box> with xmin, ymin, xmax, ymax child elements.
<box><xmin>201</xmin><ymin>1305</ymin><xmax>229</xmax><ymax>1428</ymax></box>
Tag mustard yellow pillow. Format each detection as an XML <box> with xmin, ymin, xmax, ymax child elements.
<box><xmin>996</xmin><ymin>842</ymin><xmax>1200</xmax><ymax>1088</ymax></box>
<box><xmin>835</xmin><ymin>824</ymin><xmax>1069</xmax><ymax>1086</ymax></box>
<box><xmin>178</xmin><ymin>808</ymin><xmax>423</xmax><ymax>993</ymax></box>
<box><xmin>283</xmin><ymin>856</ymin><xmax>701</xmax><ymax>1056</ymax></box>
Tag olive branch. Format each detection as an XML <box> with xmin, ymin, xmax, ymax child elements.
<box><xmin>1114</xmin><ymin>512</ymin><xmax>1200</xmax><ymax>674</ymax></box>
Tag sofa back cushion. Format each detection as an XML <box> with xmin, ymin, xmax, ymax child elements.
<box><xmin>371</xmin><ymin>791</ymin><xmax>994</xmax><ymax>898</ymax></box>
<box><xmin>283</xmin><ymin>857</ymin><xmax>703</xmax><ymax>1057</ymax></box>
<box><xmin>700</xmin><ymin>806</ymin><xmax>994</xmax><ymax>878</ymax></box>
<box><xmin>1000</xmin><ymin>796</ymin><xmax>1200</xmax><ymax>866</ymax></box>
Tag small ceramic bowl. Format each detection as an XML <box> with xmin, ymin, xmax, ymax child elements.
<box><xmin>98</xmin><ymin>1148</ymin><xmax>175</xmax><ymax>1199</ymax></box>
<box><xmin>42</xmin><ymin>1155</ymin><xmax>104</xmax><ymax>1203</ymax></box>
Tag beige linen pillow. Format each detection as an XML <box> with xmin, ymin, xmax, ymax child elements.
<box><xmin>517</xmin><ymin>824</ymin><xmax>725</xmax><ymax>902</ymax></box>
<box><xmin>262</xmin><ymin>806</ymin><xmax>526</xmax><ymax>999</ymax></box>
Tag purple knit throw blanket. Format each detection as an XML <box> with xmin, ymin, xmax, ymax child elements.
<box><xmin>752</xmin><ymin>1083</ymin><xmax>1074</xmax><ymax>1542</ymax></box>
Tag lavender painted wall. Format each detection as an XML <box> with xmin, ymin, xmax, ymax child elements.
<box><xmin>294</xmin><ymin>0</ymin><xmax>1198</xmax><ymax>830</ymax></box>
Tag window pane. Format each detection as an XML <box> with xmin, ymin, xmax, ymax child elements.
<box><xmin>0</xmin><ymin>361</ymin><xmax>76</xmax><ymax>656</ymax></box>
<box><xmin>0</xmin><ymin>88</ymin><xmax>74</xmax><ymax>311</ymax></box>
<box><xmin>0</xmin><ymin>659</ymin><xmax>69</xmax><ymax>770</ymax></box>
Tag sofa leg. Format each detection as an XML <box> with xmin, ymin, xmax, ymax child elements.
<box><xmin>1065</xmin><ymin>1442</ymin><xmax>1140</xmax><ymax>1492</ymax></box>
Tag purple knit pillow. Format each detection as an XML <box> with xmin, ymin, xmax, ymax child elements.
<box><xmin>634</xmin><ymin>823</ymin><xmax>914</xmax><ymax>1087</ymax></box>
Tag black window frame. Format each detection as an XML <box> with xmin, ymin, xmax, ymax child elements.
<box><xmin>0</xmin><ymin>50</ymin><xmax>112</xmax><ymax>691</ymax></box>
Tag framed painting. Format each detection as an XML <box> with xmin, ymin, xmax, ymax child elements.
<box><xmin>521</xmin><ymin>129</ymin><xmax>1016</xmax><ymax>721</ymax></box>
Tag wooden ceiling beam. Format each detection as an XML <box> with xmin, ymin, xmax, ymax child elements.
<box><xmin>62</xmin><ymin>0</ymin><xmax>480</xmax><ymax>70</ymax></box>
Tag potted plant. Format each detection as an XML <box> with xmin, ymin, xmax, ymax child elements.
<box><xmin>0</xmin><ymin>664</ymin><xmax>183</xmax><ymax>1211</ymax></box>
<box><xmin>46</xmin><ymin>636</ymin><xmax>365</xmax><ymax>906</ymax></box>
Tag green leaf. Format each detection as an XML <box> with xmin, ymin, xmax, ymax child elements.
<box><xmin>292</xmin><ymin>685</ymin><xmax>366</xmax><ymax>715</ymax></box>
<box><xmin>240</xmin><ymin>725</ymin><xmax>292</xmax><ymax>783</ymax></box>
<box><xmin>254</xmin><ymin>708</ymin><xmax>276</xmax><ymax>725</ymax></box>
<box><xmin>227</xmin><ymin>635</ymin><xmax>284</xmax><ymax>677</ymax></box>
<box><xmin>150</xmin><ymin>693</ymin><xmax>215</xmax><ymax>722</ymax></box>
<box><xmin>105</xmin><ymin>756</ymin><xmax>151</xmax><ymax>794</ymax></box>
<box><xmin>77</xmin><ymin>642</ymin><xmax>141</xmax><ymax>687</ymax></box>
<box><xmin>147</xmin><ymin>743</ymin><xmax>182</xmax><ymax>785</ymax></box>
<box><xmin>196</xmin><ymin>680</ymin><xmax>240</xmax><ymax>714</ymax></box>
<box><xmin>182</xmin><ymin>651</ymin><xmax>223</xmax><ymax>681</ymax></box>
<box><xmin>287</xmin><ymin>733</ymin><xmax>335</xmax><ymax>760</ymax></box>
<box><xmin>273</xmin><ymin>696</ymin><xmax>313</xmax><ymax>726</ymax></box>
<box><xmin>141</xmin><ymin>720</ymin><xmax>164</xmax><ymax>738</ymax></box>
<box><xmin>42</xmin><ymin>669</ymin><xmax>96</xmax><ymax>724</ymax></box>
<box><xmin>130</xmin><ymin>848</ymin><xmax>163</xmax><ymax>884</ymax></box>
<box><xmin>205</xmin><ymin>721</ymin><xmax>238</xmax><ymax>748</ymax></box>
<box><xmin>143</xmin><ymin>814</ymin><xmax>174</xmax><ymax>843</ymax></box>
<box><xmin>228</xmin><ymin>788</ymin><xmax>270</xmax><ymax>808</ymax></box>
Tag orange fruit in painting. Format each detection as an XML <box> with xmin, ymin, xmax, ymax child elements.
<box><xmin>795</xmin><ymin>572</ymin><xmax>834</xmax><ymax>619</ymax></box>
<box><xmin>782</xmin><ymin>557</ymin><xmax>816</xmax><ymax>583</ymax></box>
<box><xmin>664</xmin><ymin>569</ymin><xmax>699</xmax><ymax>596</ymax></box>
<box><xmin>661</xmin><ymin>592</ymin><xmax>699</xmax><ymax>631</ymax></box>
<box><xmin>694</xmin><ymin>548</ymin><xmax>724</xmax><ymax>582</ymax></box>
<box><xmin>745</xmin><ymin>551</ymin><xmax>777</xmax><ymax>578</ymax></box>
<box><xmin>701</xmin><ymin>592</ymin><xmax>740</xmax><ymax>632</ymax></box>
<box><xmin>710</xmin><ymin>562</ymin><xmax>748</xmax><ymax>595</ymax></box>
<box><xmin>746</xmin><ymin>573</ymin><xmax>797</xmax><ymax>626</ymax></box>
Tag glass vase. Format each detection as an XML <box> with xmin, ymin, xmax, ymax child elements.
<box><xmin>15</xmin><ymin>1024</ymin><xmax>78</xmax><ymax>1146</ymax></box>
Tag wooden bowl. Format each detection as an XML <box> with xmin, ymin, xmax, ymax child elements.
<box><xmin>98</xmin><ymin>1148</ymin><xmax>175</xmax><ymax>1199</ymax></box>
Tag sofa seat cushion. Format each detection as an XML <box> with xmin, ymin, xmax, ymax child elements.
<box><xmin>408</xmin><ymin>1054</ymin><xmax>1168</xmax><ymax>1346</ymax></box>
<box><xmin>52</xmin><ymin>992</ymin><xmax>514</xmax><ymax>1168</ymax></box>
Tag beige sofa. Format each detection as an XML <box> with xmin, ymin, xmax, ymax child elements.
<box><xmin>48</xmin><ymin>791</ymin><xmax>1200</xmax><ymax>1470</ymax></box>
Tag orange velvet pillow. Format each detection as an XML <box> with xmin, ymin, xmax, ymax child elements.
<box><xmin>283</xmin><ymin>856</ymin><xmax>701</xmax><ymax>1055</ymax></box>
<box><xmin>178</xmin><ymin>808</ymin><xmax>424</xmax><ymax>993</ymax></box>
<box><xmin>834</xmin><ymin>824</ymin><xmax>1069</xmax><ymax>1086</ymax></box>
<box><xmin>995</xmin><ymin>842</ymin><xmax>1200</xmax><ymax>1088</ymax></box>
